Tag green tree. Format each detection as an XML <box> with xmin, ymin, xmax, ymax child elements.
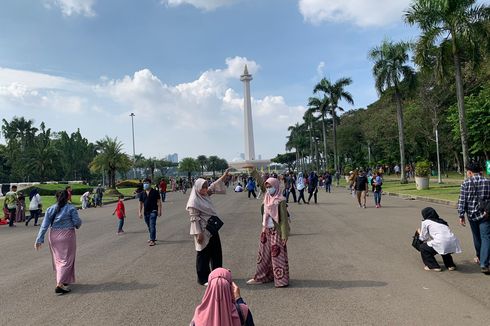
<box><xmin>313</xmin><ymin>77</ymin><xmax>354</xmax><ymax>173</ymax></box>
<box><xmin>28</xmin><ymin>122</ymin><xmax>58</xmax><ymax>181</ymax></box>
<box><xmin>89</xmin><ymin>136</ymin><xmax>132</xmax><ymax>188</ymax></box>
<box><xmin>207</xmin><ymin>155</ymin><xmax>220</xmax><ymax>177</ymax></box>
<box><xmin>307</xmin><ymin>96</ymin><xmax>330</xmax><ymax>169</ymax></box>
<box><xmin>406</xmin><ymin>0</ymin><xmax>490</xmax><ymax>169</ymax></box>
<box><xmin>196</xmin><ymin>155</ymin><xmax>208</xmax><ymax>175</ymax></box>
<box><xmin>369</xmin><ymin>39</ymin><xmax>415</xmax><ymax>183</ymax></box>
<box><xmin>179</xmin><ymin>157</ymin><xmax>199</xmax><ymax>180</ymax></box>
<box><xmin>272</xmin><ymin>152</ymin><xmax>297</xmax><ymax>172</ymax></box>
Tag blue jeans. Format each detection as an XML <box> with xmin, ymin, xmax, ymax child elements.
<box><xmin>373</xmin><ymin>192</ymin><xmax>381</xmax><ymax>205</ymax></box>
<box><xmin>469</xmin><ymin>218</ymin><xmax>490</xmax><ymax>268</ymax></box>
<box><xmin>118</xmin><ymin>218</ymin><xmax>125</xmax><ymax>232</ymax></box>
<box><xmin>160</xmin><ymin>192</ymin><xmax>166</xmax><ymax>202</ymax></box>
<box><xmin>144</xmin><ymin>211</ymin><xmax>158</xmax><ymax>241</ymax></box>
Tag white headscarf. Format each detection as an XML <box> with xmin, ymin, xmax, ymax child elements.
<box><xmin>186</xmin><ymin>178</ymin><xmax>218</xmax><ymax>216</ymax></box>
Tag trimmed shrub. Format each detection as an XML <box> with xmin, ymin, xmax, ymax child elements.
<box><xmin>116</xmin><ymin>180</ymin><xmax>140</xmax><ymax>188</ymax></box>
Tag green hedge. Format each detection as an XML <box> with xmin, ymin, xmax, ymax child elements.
<box><xmin>21</xmin><ymin>184</ymin><xmax>93</xmax><ymax>196</ymax></box>
<box><xmin>116</xmin><ymin>180</ymin><xmax>140</xmax><ymax>187</ymax></box>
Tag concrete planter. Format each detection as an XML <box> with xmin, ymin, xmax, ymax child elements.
<box><xmin>415</xmin><ymin>176</ymin><xmax>429</xmax><ymax>190</ymax></box>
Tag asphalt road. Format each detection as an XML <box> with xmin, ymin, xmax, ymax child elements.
<box><xmin>1</xmin><ymin>187</ymin><xmax>490</xmax><ymax>326</ymax></box>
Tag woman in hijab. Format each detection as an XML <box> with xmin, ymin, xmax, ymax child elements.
<box><xmin>296</xmin><ymin>172</ymin><xmax>306</xmax><ymax>204</ymax></box>
<box><xmin>307</xmin><ymin>171</ymin><xmax>319</xmax><ymax>204</ymax></box>
<box><xmin>247</xmin><ymin>177</ymin><xmax>290</xmax><ymax>287</ymax></box>
<box><xmin>186</xmin><ymin>169</ymin><xmax>230</xmax><ymax>286</ymax></box>
<box><xmin>190</xmin><ymin>268</ymin><xmax>254</xmax><ymax>326</ymax></box>
<box><xmin>26</xmin><ymin>188</ymin><xmax>42</xmax><ymax>226</ymax></box>
<box><xmin>34</xmin><ymin>190</ymin><xmax>82</xmax><ymax>294</ymax></box>
<box><xmin>417</xmin><ymin>207</ymin><xmax>462</xmax><ymax>272</ymax></box>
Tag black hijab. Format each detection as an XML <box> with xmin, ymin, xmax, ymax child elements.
<box><xmin>421</xmin><ymin>207</ymin><xmax>448</xmax><ymax>226</ymax></box>
<box><xmin>29</xmin><ymin>188</ymin><xmax>38</xmax><ymax>201</ymax></box>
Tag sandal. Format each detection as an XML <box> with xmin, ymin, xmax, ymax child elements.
<box><xmin>149</xmin><ymin>241</ymin><xmax>156</xmax><ymax>246</ymax></box>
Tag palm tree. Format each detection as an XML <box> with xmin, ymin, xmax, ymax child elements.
<box><xmin>314</xmin><ymin>77</ymin><xmax>354</xmax><ymax>173</ymax></box>
<box><xmin>179</xmin><ymin>157</ymin><xmax>199</xmax><ymax>181</ymax></box>
<box><xmin>369</xmin><ymin>39</ymin><xmax>415</xmax><ymax>183</ymax></box>
<box><xmin>89</xmin><ymin>136</ymin><xmax>132</xmax><ymax>188</ymax></box>
<box><xmin>405</xmin><ymin>0</ymin><xmax>490</xmax><ymax>170</ymax></box>
<box><xmin>286</xmin><ymin>123</ymin><xmax>308</xmax><ymax>171</ymax></box>
<box><xmin>196</xmin><ymin>155</ymin><xmax>208</xmax><ymax>175</ymax></box>
<box><xmin>308</xmin><ymin>96</ymin><xmax>330</xmax><ymax>169</ymax></box>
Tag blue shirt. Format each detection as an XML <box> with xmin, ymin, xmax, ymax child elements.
<box><xmin>35</xmin><ymin>204</ymin><xmax>82</xmax><ymax>244</ymax></box>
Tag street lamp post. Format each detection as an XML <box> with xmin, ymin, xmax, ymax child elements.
<box><xmin>130</xmin><ymin>113</ymin><xmax>136</xmax><ymax>179</ymax></box>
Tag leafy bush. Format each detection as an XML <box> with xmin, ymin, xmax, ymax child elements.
<box><xmin>116</xmin><ymin>180</ymin><xmax>140</xmax><ymax>188</ymax></box>
<box><xmin>21</xmin><ymin>184</ymin><xmax>93</xmax><ymax>196</ymax></box>
<box><xmin>415</xmin><ymin>160</ymin><xmax>431</xmax><ymax>177</ymax></box>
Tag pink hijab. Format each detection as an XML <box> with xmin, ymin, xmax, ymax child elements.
<box><xmin>263</xmin><ymin>177</ymin><xmax>285</xmax><ymax>226</ymax></box>
<box><xmin>191</xmin><ymin>268</ymin><xmax>248</xmax><ymax>326</ymax></box>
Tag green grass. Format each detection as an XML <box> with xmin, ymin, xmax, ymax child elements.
<box><xmin>381</xmin><ymin>179</ymin><xmax>461</xmax><ymax>202</ymax></box>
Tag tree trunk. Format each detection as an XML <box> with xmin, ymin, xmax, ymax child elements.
<box><xmin>332</xmin><ymin>109</ymin><xmax>338</xmax><ymax>173</ymax></box>
<box><xmin>395</xmin><ymin>91</ymin><xmax>407</xmax><ymax>184</ymax></box>
<box><xmin>451</xmin><ymin>35</ymin><xmax>469</xmax><ymax>171</ymax></box>
<box><xmin>321</xmin><ymin>113</ymin><xmax>328</xmax><ymax>169</ymax></box>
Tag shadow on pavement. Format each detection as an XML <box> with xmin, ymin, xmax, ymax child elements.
<box><xmin>71</xmin><ymin>281</ymin><xmax>157</xmax><ymax>293</ymax></box>
<box><xmin>452</xmin><ymin>260</ymin><xmax>483</xmax><ymax>274</ymax></box>
<box><xmin>235</xmin><ymin>279</ymin><xmax>387</xmax><ymax>290</ymax></box>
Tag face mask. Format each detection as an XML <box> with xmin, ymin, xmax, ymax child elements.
<box><xmin>267</xmin><ymin>187</ymin><xmax>276</xmax><ymax>195</ymax></box>
<box><xmin>143</xmin><ymin>183</ymin><xmax>150</xmax><ymax>190</ymax></box>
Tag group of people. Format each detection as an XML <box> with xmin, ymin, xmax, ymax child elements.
<box><xmin>2</xmin><ymin>185</ymin><xmax>43</xmax><ymax>227</ymax></box>
<box><xmin>80</xmin><ymin>184</ymin><xmax>104</xmax><ymax>209</ymax></box>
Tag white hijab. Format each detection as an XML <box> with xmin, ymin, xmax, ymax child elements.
<box><xmin>186</xmin><ymin>178</ymin><xmax>218</xmax><ymax>216</ymax></box>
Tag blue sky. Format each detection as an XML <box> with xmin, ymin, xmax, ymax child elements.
<box><xmin>0</xmin><ymin>0</ymin><xmax>422</xmax><ymax>161</ymax></box>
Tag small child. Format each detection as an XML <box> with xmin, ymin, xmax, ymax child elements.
<box><xmin>112</xmin><ymin>195</ymin><xmax>126</xmax><ymax>234</ymax></box>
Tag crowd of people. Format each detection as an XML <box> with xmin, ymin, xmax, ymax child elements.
<box><xmin>1</xmin><ymin>160</ymin><xmax>489</xmax><ymax>324</ymax></box>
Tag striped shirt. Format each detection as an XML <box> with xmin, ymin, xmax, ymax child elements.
<box><xmin>457</xmin><ymin>175</ymin><xmax>490</xmax><ymax>221</ymax></box>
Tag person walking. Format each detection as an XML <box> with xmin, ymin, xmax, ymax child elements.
<box><xmin>307</xmin><ymin>171</ymin><xmax>319</xmax><ymax>204</ymax></box>
<box><xmin>296</xmin><ymin>172</ymin><xmax>306</xmax><ymax>204</ymax></box>
<box><xmin>247</xmin><ymin>177</ymin><xmax>290</xmax><ymax>288</ymax></box>
<box><xmin>416</xmin><ymin>207</ymin><xmax>461</xmax><ymax>272</ymax></box>
<box><xmin>15</xmin><ymin>192</ymin><xmax>26</xmax><ymax>222</ymax></box>
<box><xmin>159</xmin><ymin>178</ymin><xmax>167</xmax><ymax>202</ymax></box>
<box><xmin>186</xmin><ymin>169</ymin><xmax>230</xmax><ymax>286</ymax></box>
<box><xmin>34</xmin><ymin>190</ymin><xmax>82</xmax><ymax>294</ymax></box>
<box><xmin>5</xmin><ymin>185</ymin><xmax>18</xmax><ymax>227</ymax></box>
<box><xmin>190</xmin><ymin>268</ymin><xmax>255</xmax><ymax>326</ymax></box>
<box><xmin>354</xmin><ymin>170</ymin><xmax>369</xmax><ymax>208</ymax></box>
<box><xmin>324</xmin><ymin>172</ymin><xmax>332</xmax><ymax>193</ymax></box>
<box><xmin>26</xmin><ymin>188</ymin><xmax>42</xmax><ymax>226</ymax></box>
<box><xmin>284</xmin><ymin>173</ymin><xmax>297</xmax><ymax>203</ymax></box>
<box><xmin>372</xmin><ymin>172</ymin><xmax>383</xmax><ymax>208</ymax></box>
<box><xmin>457</xmin><ymin>162</ymin><xmax>490</xmax><ymax>274</ymax></box>
<box><xmin>95</xmin><ymin>184</ymin><xmax>104</xmax><ymax>207</ymax></box>
<box><xmin>246</xmin><ymin>177</ymin><xmax>257</xmax><ymax>199</ymax></box>
<box><xmin>138</xmin><ymin>179</ymin><xmax>162</xmax><ymax>246</ymax></box>
<box><xmin>112</xmin><ymin>194</ymin><xmax>126</xmax><ymax>234</ymax></box>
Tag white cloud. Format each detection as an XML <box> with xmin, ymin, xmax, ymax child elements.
<box><xmin>298</xmin><ymin>0</ymin><xmax>410</xmax><ymax>27</ymax></box>
<box><xmin>316</xmin><ymin>61</ymin><xmax>325</xmax><ymax>76</ymax></box>
<box><xmin>161</xmin><ymin>0</ymin><xmax>236</xmax><ymax>11</ymax></box>
<box><xmin>43</xmin><ymin>0</ymin><xmax>96</xmax><ymax>17</ymax></box>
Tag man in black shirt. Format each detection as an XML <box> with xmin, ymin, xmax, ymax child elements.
<box><xmin>139</xmin><ymin>178</ymin><xmax>162</xmax><ymax>246</ymax></box>
<box><xmin>355</xmin><ymin>170</ymin><xmax>369</xmax><ymax>208</ymax></box>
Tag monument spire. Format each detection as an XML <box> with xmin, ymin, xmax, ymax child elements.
<box><xmin>240</xmin><ymin>65</ymin><xmax>255</xmax><ymax>161</ymax></box>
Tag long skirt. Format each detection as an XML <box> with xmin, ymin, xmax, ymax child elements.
<box><xmin>253</xmin><ymin>227</ymin><xmax>289</xmax><ymax>287</ymax></box>
<box><xmin>49</xmin><ymin>229</ymin><xmax>77</xmax><ymax>285</ymax></box>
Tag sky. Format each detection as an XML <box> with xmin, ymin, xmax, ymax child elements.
<box><xmin>0</xmin><ymin>0</ymin><xmax>422</xmax><ymax>162</ymax></box>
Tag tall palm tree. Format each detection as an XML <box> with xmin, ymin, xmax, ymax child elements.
<box><xmin>405</xmin><ymin>0</ymin><xmax>490</xmax><ymax>170</ymax></box>
<box><xmin>196</xmin><ymin>155</ymin><xmax>208</xmax><ymax>175</ymax></box>
<box><xmin>308</xmin><ymin>96</ymin><xmax>330</xmax><ymax>169</ymax></box>
<box><xmin>314</xmin><ymin>77</ymin><xmax>354</xmax><ymax>173</ymax></box>
<box><xmin>369</xmin><ymin>39</ymin><xmax>415</xmax><ymax>183</ymax></box>
<box><xmin>179</xmin><ymin>157</ymin><xmax>199</xmax><ymax>181</ymax></box>
<box><xmin>286</xmin><ymin>123</ymin><xmax>308</xmax><ymax>171</ymax></box>
<box><xmin>90</xmin><ymin>136</ymin><xmax>132</xmax><ymax>188</ymax></box>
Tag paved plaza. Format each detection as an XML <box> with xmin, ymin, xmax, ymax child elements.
<box><xmin>1</xmin><ymin>188</ymin><xmax>490</xmax><ymax>325</ymax></box>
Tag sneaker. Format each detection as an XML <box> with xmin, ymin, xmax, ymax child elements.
<box><xmin>149</xmin><ymin>241</ymin><xmax>156</xmax><ymax>246</ymax></box>
<box><xmin>447</xmin><ymin>266</ymin><xmax>456</xmax><ymax>271</ymax></box>
<box><xmin>203</xmin><ymin>282</ymin><xmax>208</xmax><ymax>287</ymax></box>
<box><xmin>363</xmin><ymin>205</ymin><xmax>366</xmax><ymax>209</ymax></box>
<box><xmin>424</xmin><ymin>266</ymin><xmax>442</xmax><ymax>272</ymax></box>
<box><xmin>481</xmin><ymin>267</ymin><xmax>490</xmax><ymax>275</ymax></box>
<box><xmin>246</xmin><ymin>278</ymin><xmax>263</xmax><ymax>285</ymax></box>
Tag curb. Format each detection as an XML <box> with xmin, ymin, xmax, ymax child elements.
<box><xmin>384</xmin><ymin>191</ymin><xmax>457</xmax><ymax>208</ymax></box>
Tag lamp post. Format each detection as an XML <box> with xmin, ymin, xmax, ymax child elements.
<box><xmin>130</xmin><ymin>113</ymin><xmax>136</xmax><ymax>179</ymax></box>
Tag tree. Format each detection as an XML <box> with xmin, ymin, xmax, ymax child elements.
<box><xmin>27</xmin><ymin>122</ymin><xmax>58</xmax><ymax>181</ymax></box>
<box><xmin>369</xmin><ymin>39</ymin><xmax>415</xmax><ymax>183</ymax></box>
<box><xmin>307</xmin><ymin>96</ymin><xmax>330</xmax><ymax>169</ymax></box>
<box><xmin>272</xmin><ymin>153</ymin><xmax>297</xmax><ymax>172</ymax></box>
<box><xmin>179</xmin><ymin>157</ymin><xmax>199</xmax><ymax>180</ymax></box>
<box><xmin>196</xmin><ymin>155</ymin><xmax>208</xmax><ymax>175</ymax></box>
<box><xmin>313</xmin><ymin>77</ymin><xmax>354</xmax><ymax>173</ymax></box>
<box><xmin>89</xmin><ymin>136</ymin><xmax>132</xmax><ymax>188</ymax></box>
<box><xmin>207</xmin><ymin>155</ymin><xmax>220</xmax><ymax>177</ymax></box>
<box><xmin>406</xmin><ymin>0</ymin><xmax>490</xmax><ymax>170</ymax></box>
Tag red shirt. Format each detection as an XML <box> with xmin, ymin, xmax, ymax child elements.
<box><xmin>115</xmin><ymin>201</ymin><xmax>125</xmax><ymax>219</ymax></box>
<box><xmin>159</xmin><ymin>181</ymin><xmax>167</xmax><ymax>192</ymax></box>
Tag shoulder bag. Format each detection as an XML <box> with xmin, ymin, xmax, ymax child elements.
<box><xmin>206</xmin><ymin>215</ymin><xmax>223</xmax><ymax>236</ymax></box>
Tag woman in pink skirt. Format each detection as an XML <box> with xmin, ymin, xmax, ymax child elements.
<box><xmin>35</xmin><ymin>190</ymin><xmax>82</xmax><ymax>294</ymax></box>
<box><xmin>247</xmin><ymin>177</ymin><xmax>290</xmax><ymax>287</ymax></box>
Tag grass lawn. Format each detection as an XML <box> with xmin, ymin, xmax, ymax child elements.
<box><xmin>381</xmin><ymin>179</ymin><xmax>461</xmax><ymax>202</ymax></box>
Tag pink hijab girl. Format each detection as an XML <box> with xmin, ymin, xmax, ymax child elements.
<box><xmin>262</xmin><ymin>177</ymin><xmax>285</xmax><ymax>228</ymax></box>
<box><xmin>191</xmin><ymin>268</ymin><xmax>253</xmax><ymax>326</ymax></box>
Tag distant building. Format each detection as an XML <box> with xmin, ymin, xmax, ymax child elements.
<box><xmin>258</xmin><ymin>154</ymin><xmax>262</xmax><ymax>160</ymax></box>
<box><xmin>240</xmin><ymin>153</ymin><xmax>245</xmax><ymax>160</ymax></box>
<box><xmin>165</xmin><ymin>153</ymin><xmax>178</xmax><ymax>163</ymax></box>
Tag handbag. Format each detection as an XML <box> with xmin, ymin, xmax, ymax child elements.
<box><xmin>206</xmin><ymin>215</ymin><xmax>224</xmax><ymax>236</ymax></box>
<box><xmin>412</xmin><ymin>230</ymin><xmax>423</xmax><ymax>251</ymax></box>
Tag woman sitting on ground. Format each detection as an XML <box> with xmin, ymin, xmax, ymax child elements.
<box><xmin>190</xmin><ymin>268</ymin><xmax>255</xmax><ymax>326</ymax></box>
<box><xmin>417</xmin><ymin>207</ymin><xmax>462</xmax><ymax>272</ymax></box>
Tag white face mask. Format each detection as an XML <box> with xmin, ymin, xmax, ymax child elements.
<box><xmin>267</xmin><ymin>187</ymin><xmax>276</xmax><ymax>195</ymax></box>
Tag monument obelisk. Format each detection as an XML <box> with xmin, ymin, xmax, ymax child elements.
<box><xmin>240</xmin><ymin>65</ymin><xmax>255</xmax><ymax>161</ymax></box>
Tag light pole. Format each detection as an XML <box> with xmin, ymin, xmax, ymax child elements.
<box><xmin>130</xmin><ymin>113</ymin><xmax>136</xmax><ymax>179</ymax></box>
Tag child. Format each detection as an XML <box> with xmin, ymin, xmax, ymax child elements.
<box><xmin>112</xmin><ymin>195</ymin><xmax>126</xmax><ymax>234</ymax></box>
